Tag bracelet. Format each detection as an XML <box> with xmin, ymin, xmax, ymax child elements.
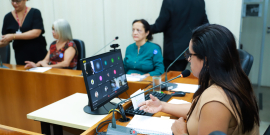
<box><xmin>13</xmin><ymin>34</ymin><xmax>15</xmax><ymax>40</ymax></box>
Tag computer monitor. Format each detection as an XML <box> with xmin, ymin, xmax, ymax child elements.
<box><xmin>81</xmin><ymin>50</ymin><xmax>128</xmax><ymax>115</ymax></box>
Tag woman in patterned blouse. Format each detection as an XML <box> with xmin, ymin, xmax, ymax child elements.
<box><xmin>25</xmin><ymin>19</ymin><xmax>78</xmax><ymax>69</ymax></box>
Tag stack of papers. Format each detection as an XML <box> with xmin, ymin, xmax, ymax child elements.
<box><xmin>28</xmin><ymin>67</ymin><xmax>52</xmax><ymax>73</ymax></box>
<box><xmin>126</xmin><ymin>115</ymin><xmax>175</xmax><ymax>135</ymax></box>
<box><xmin>126</xmin><ymin>74</ymin><xmax>147</xmax><ymax>81</ymax></box>
<box><xmin>171</xmin><ymin>83</ymin><xmax>199</xmax><ymax>93</ymax></box>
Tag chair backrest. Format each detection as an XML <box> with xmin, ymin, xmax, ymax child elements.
<box><xmin>153</xmin><ymin>43</ymin><xmax>162</xmax><ymax>54</ymax></box>
<box><xmin>237</xmin><ymin>49</ymin><xmax>253</xmax><ymax>76</ymax></box>
<box><xmin>264</xmin><ymin>125</ymin><xmax>270</xmax><ymax>135</ymax></box>
<box><xmin>73</xmin><ymin>39</ymin><xmax>85</xmax><ymax>70</ymax></box>
<box><xmin>0</xmin><ymin>124</ymin><xmax>43</xmax><ymax>135</ymax></box>
<box><xmin>0</xmin><ymin>44</ymin><xmax>10</xmax><ymax>64</ymax></box>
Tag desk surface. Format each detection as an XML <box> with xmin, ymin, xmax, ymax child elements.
<box><xmin>2</xmin><ymin>64</ymin><xmax>82</xmax><ymax>76</ymax></box>
<box><xmin>24</xmin><ymin>70</ymin><xmax>198</xmax><ymax>135</ymax></box>
<box><xmin>27</xmin><ymin>92</ymin><xmax>194</xmax><ymax>135</ymax></box>
<box><xmin>27</xmin><ymin>93</ymin><xmax>121</xmax><ymax>130</ymax></box>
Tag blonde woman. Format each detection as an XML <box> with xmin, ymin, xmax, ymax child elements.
<box><xmin>25</xmin><ymin>19</ymin><xmax>78</xmax><ymax>69</ymax></box>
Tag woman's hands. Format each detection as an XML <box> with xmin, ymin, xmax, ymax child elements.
<box><xmin>37</xmin><ymin>61</ymin><xmax>49</xmax><ymax>67</ymax></box>
<box><xmin>0</xmin><ymin>40</ymin><xmax>8</xmax><ymax>47</ymax></box>
<box><xmin>25</xmin><ymin>61</ymin><xmax>48</xmax><ymax>68</ymax></box>
<box><xmin>138</xmin><ymin>94</ymin><xmax>163</xmax><ymax>113</ymax></box>
<box><xmin>171</xmin><ymin>117</ymin><xmax>188</xmax><ymax>135</ymax></box>
<box><xmin>25</xmin><ymin>61</ymin><xmax>37</xmax><ymax>68</ymax></box>
<box><xmin>1</xmin><ymin>34</ymin><xmax>14</xmax><ymax>43</ymax></box>
<box><xmin>143</xmin><ymin>73</ymin><xmax>150</xmax><ymax>77</ymax></box>
<box><xmin>0</xmin><ymin>34</ymin><xmax>13</xmax><ymax>47</ymax></box>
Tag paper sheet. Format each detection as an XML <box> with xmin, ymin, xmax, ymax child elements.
<box><xmin>126</xmin><ymin>74</ymin><xmax>146</xmax><ymax>81</ymax></box>
<box><xmin>127</xmin><ymin>115</ymin><xmax>175</xmax><ymax>135</ymax></box>
<box><xmin>130</xmin><ymin>89</ymin><xmax>145</xmax><ymax>109</ymax></box>
<box><xmin>28</xmin><ymin>67</ymin><xmax>52</xmax><ymax>73</ymax></box>
<box><xmin>171</xmin><ymin>83</ymin><xmax>199</xmax><ymax>93</ymax></box>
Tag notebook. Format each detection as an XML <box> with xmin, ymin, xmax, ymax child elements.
<box><xmin>126</xmin><ymin>115</ymin><xmax>175</xmax><ymax>135</ymax></box>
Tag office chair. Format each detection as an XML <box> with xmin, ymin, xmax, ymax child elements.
<box><xmin>237</xmin><ymin>49</ymin><xmax>254</xmax><ymax>76</ymax></box>
<box><xmin>0</xmin><ymin>44</ymin><xmax>10</xmax><ymax>64</ymax></box>
<box><xmin>73</xmin><ymin>39</ymin><xmax>85</xmax><ymax>70</ymax></box>
<box><xmin>264</xmin><ymin>125</ymin><xmax>270</xmax><ymax>135</ymax></box>
<box><xmin>154</xmin><ymin>43</ymin><xmax>162</xmax><ymax>54</ymax></box>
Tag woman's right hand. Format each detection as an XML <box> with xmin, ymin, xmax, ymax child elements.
<box><xmin>0</xmin><ymin>40</ymin><xmax>8</xmax><ymax>48</ymax></box>
<box><xmin>25</xmin><ymin>61</ymin><xmax>37</xmax><ymax>68</ymax></box>
<box><xmin>138</xmin><ymin>94</ymin><xmax>163</xmax><ymax>113</ymax></box>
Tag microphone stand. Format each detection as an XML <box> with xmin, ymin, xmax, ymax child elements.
<box><xmin>93</xmin><ymin>37</ymin><xmax>118</xmax><ymax>56</ymax></box>
<box><xmin>162</xmin><ymin>47</ymin><xmax>189</xmax><ymax>90</ymax></box>
<box><xmin>106</xmin><ymin>74</ymin><xmax>183</xmax><ymax>134</ymax></box>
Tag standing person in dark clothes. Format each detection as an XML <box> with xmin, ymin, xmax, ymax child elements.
<box><xmin>151</xmin><ymin>0</ymin><xmax>209</xmax><ymax>71</ymax></box>
<box><xmin>0</xmin><ymin>0</ymin><xmax>47</xmax><ymax>65</ymax></box>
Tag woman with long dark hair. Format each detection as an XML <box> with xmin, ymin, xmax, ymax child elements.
<box><xmin>25</xmin><ymin>19</ymin><xmax>78</xmax><ymax>69</ymax></box>
<box><xmin>139</xmin><ymin>24</ymin><xmax>259</xmax><ymax>135</ymax></box>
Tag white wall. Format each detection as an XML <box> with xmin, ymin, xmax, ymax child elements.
<box><xmin>0</xmin><ymin>0</ymin><xmax>242</xmax><ymax>65</ymax></box>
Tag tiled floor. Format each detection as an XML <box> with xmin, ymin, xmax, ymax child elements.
<box><xmin>253</xmin><ymin>85</ymin><xmax>270</xmax><ymax>135</ymax></box>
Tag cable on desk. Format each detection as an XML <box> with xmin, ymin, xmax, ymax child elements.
<box><xmin>103</xmin><ymin>105</ymin><xmax>109</xmax><ymax>112</ymax></box>
<box><xmin>96</xmin><ymin>120</ymin><xmax>111</xmax><ymax>135</ymax></box>
<box><xmin>117</xmin><ymin>96</ymin><xmax>123</xmax><ymax>101</ymax></box>
<box><xmin>95</xmin><ymin>118</ymin><xmax>120</xmax><ymax>135</ymax></box>
<box><xmin>109</xmin><ymin>101</ymin><xmax>116</xmax><ymax>106</ymax></box>
<box><xmin>125</xmin><ymin>91</ymin><xmax>130</xmax><ymax>97</ymax></box>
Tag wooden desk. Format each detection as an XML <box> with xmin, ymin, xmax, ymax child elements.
<box><xmin>26</xmin><ymin>70</ymin><xmax>197</xmax><ymax>135</ymax></box>
<box><xmin>0</xmin><ymin>64</ymin><xmax>150</xmax><ymax>133</ymax></box>
<box><xmin>81</xmin><ymin>71</ymin><xmax>198</xmax><ymax>135</ymax></box>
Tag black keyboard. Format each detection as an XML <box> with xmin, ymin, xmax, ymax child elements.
<box><xmin>125</xmin><ymin>92</ymin><xmax>172</xmax><ymax>116</ymax></box>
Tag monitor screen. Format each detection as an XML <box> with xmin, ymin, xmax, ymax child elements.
<box><xmin>81</xmin><ymin>50</ymin><xmax>128</xmax><ymax>114</ymax></box>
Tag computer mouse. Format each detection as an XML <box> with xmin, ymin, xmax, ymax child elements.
<box><xmin>171</xmin><ymin>92</ymin><xmax>186</xmax><ymax>97</ymax></box>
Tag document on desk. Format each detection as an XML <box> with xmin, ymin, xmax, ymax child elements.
<box><xmin>126</xmin><ymin>74</ymin><xmax>147</xmax><ymax>81</ymax></box>
<box><xmin>171</xmin><ymin>83</ymin><xmax>199</xmax><ymax>93</ymax></box>
<box><xmin>126</xmin><ymin>115</ymin><xmax>174</xmax><ymax>135</ymax></box>
<box><xmin>28</xmin><ymin>67</ymin><xmax>52</xmax><ymax>73</ymax></box>
<box><xmin>130</xmin><ymin>89</ymin><xmax>145</xmax><ymax>109</ymax></box>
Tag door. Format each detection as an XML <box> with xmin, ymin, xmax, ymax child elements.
<box><xmin>240</xmin><ymin>0</ymin><xmax>270</xmax><ymax>87</ymax></box>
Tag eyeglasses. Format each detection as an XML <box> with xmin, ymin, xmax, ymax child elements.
<box><xmin>184</xmin><ymin>50</ymin><xmax>198</xmax><ymax>62</ymax></box>
<box><xmin>11</xmin><ymin>0</ymin><xmax>23</xmax><ymax>3</ymax></box>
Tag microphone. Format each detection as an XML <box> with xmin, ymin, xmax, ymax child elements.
<box><xmin>106</xmin><ymin>70</ymin><xmax>190</xmax><ymax>134</ymax></box>
<box><xmin>162</xmin><ymin>46</ymin><xmax>189</xmax><ymax>90</ymax></box>
<box><xmin>93</xmin><ymin>36</ymin><xmax>119</xmax><ymax>56</ymax></box>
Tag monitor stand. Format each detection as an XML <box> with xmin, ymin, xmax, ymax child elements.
<box><xmin>83</xmin><ymin>102</ymin><xmax>115</xmax><ymax>115</ymax></box>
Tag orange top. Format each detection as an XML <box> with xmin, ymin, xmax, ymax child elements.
<box><xmin>187</xmin><ymin>84</ymin><xmax>259</xmax><ymax>135</ymax></box>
